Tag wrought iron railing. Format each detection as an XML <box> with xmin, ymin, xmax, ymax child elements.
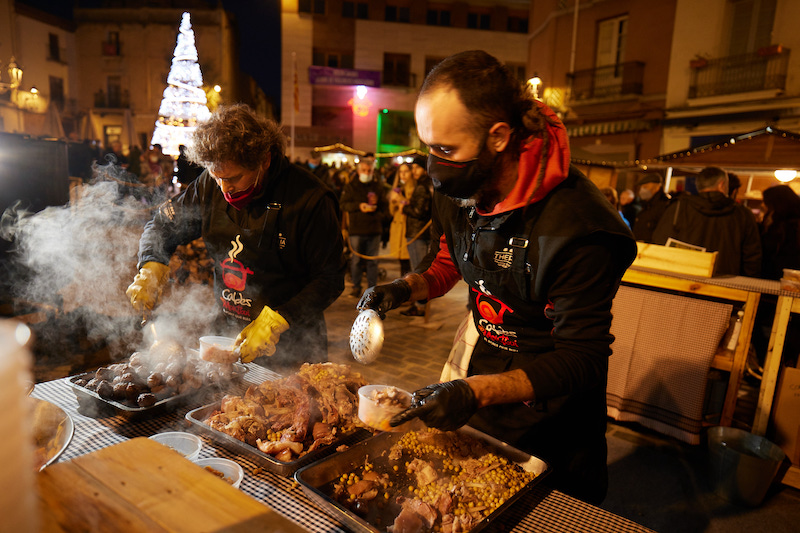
<box><xmin>688</xmin><ymin>47</ymin><xmax>790</xmax><ymax>98</ymax></box>
<box><xmin>568</xmin><ymin>61</ymin><xmax>645</xmax><ymax>102</ymax></box>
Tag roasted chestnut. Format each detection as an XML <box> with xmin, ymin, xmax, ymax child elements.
<box><xmin>96</xmin><ymin>380</ymin><xmax>114</xmax><ymax>399</ymax></box>
<box><xmin>125</xmin><ymin>383</ymin><xmax>141</xmax><ymax>402</ymax></box>
<box><xmin>147</xmin><ymin>372</ymin><xmax>164</xmax><ymax>388</ymax></box>
<box><xmin>137</xmin><ymin>393</ymin><xmax>157</xmax><ymax>407</ymax></box>
<box><xmin>112</xmin><ymin>382</ymin><xmax>128</xmax><ymax>400</ymax></box>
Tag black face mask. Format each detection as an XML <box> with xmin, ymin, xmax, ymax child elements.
<box><xmin>427</xmin><ymin>144</ymin><xmax>495</xmax><ymax>201</ymax></box>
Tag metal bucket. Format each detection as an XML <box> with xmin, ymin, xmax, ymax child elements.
<box><xmin>707</xmin><ymin>426</ymin><xmax>786</xmax><ymax>506</ymax></box>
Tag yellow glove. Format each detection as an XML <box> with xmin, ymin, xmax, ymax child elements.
<box><xmin>125</xmin><ymin>261</ymin><xmax>170</xmax><ymax>313</ymax></box>
<box><xmin>235</xmin><ymin>306</ymin><xmax>290</xmax><ymax>363</ymax></box>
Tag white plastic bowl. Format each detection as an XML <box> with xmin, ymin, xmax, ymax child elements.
<box><xmin>193</xmin><ymin>457</ymin><xmax>244</xmax><ymax>489</ymax></box>
<box><xmin>358</xmin><ymin>384</ymin><xmax>412</xmax><ymax>432</ymax></box>
<box><xmin>199</xmin><ymin>336</ymin><xmax>237</xmax><ymax>363</ymax></box>
<box><xmin>149</xmin><ymin>431</ymin><xmax>202</xmax><ymax>461</ymax></box>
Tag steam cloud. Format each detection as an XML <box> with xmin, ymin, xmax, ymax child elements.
<box><xmin>0</xmin><ymin>159</ymin><xmax>218</xmax><ymax>362</ymax></box>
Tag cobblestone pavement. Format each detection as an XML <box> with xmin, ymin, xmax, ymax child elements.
<box><xmin>325</xmin><ymin>258</ymin><xmax>467</xmax><ymax>393</ymax></box>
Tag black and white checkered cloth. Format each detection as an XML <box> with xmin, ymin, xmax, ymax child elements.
<box><xmin>33</xmin><ymin>365</ymin><xmax>655</xmax><ymax>533</ymax></box>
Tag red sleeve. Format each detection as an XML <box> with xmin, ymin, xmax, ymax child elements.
<box><xmin>421</xmin><ymin>234</ymin><xmax>462</xmax><ymax>299</ymax></box>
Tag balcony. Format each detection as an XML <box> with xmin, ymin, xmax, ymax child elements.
<box><xmin>568</xmin><ymin>61</ymin><xmax>645</xmax><ymax>103</ymax></box>
<box><xmin>93</xmin><ymin>90</ymin><xmax>129</xmax><ymax>109</ymax></box>
<box><xmin>688</xmin><ymin>46</ymin><xmax>790</xmax><ymax>99</ymax></box>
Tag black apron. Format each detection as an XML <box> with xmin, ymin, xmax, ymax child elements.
<box><xmin>203</xmin><ymin>196</ymin><xmax>326</xmax><ymax>370</ymax></box>
<box><xmin>454</xmin><ymin>206</ymin><xmax>609</xmax><ymax>504</ymax></box>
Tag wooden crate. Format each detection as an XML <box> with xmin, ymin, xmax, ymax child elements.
<box><xmin>632</xmin><ymin>242</ymin><xmax>717</xmax><ymax>278</ymax></box>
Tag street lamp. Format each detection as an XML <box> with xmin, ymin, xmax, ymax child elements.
<box><xmin>528</xmin><ymin>74</ymin><xmax>542</xmax><ymax>100</ymax></box>
<box><xmin>0</xmin><ymin>56</ymin><xmax>23</xmax><ymax>94</ymax></box>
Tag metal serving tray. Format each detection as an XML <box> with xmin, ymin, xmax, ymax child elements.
<box><xmin>293</xmin><ymin>425</ymin><xmax>550</xmax><ymax>533</ymax></box>
<box><xmin>186</xmin><ymin>402</ymin><xmax>372</xmax><ymax>477</ymax></box>
<box><xmin>31</xmin><ymin>397</ymin><xmax>74</xmax><ymax>471</ymax></box>
<box><xmin>68</xmin><ymin>363</ymin><xmax>247</xmax><ymax>420</ymax></box>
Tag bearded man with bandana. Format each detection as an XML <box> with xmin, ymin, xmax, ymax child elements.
<box><xmin>357</xmin><ymin>51</ymin><xmax>637</xmax><ymax>504</ymax></box>
<box><xmin>127</xmin><ymin>104</ymin><xmax>345</xmax><ymax>370</ymax></box>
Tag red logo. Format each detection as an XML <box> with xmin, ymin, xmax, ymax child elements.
<box><xmin>472</xmin><ymin>288</ymin><xmax>514</xmax><ymax>325</ymax></box>
<box><xmin>222</xmin><ymin>235</ymin><xmax>253</xmax><ymax>291</ymax></box>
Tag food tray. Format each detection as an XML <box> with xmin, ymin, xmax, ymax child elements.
<box><xmin>293</xmin><ymin>425</ymin><xmax>550</xmax><ymax>533</ymax></box>
<box><xmin>185</xmin><ymin>402</ymin><xmax>372</xmax><ymax>477</ymax></box>
<box><xmin>68</xmin><ymin>363</ymin><xmax>247</xmax><ymax>420</ymax></box>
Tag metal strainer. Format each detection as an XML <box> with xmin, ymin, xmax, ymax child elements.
<box><xmin>349</xmin><ymin>309</ymin><xmax>384</xmax><ymax>364</ymax></box>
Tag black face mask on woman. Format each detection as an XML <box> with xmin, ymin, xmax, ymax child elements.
<box><xmin>427</xmin><ymin>141</ymin><xmax>496</xmax><ymax>201</ymax></box>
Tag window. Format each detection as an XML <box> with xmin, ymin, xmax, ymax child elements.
<box><xmin>299</xmin><ymin>0</ymin><xmax>325</xmax><ymax>15</ymax></box>
<box><xmin>425</xmin><ymin>56</ymin><xmax>446</xmax><ymax>76</ymax></box>
<box><xmin>48</xmin><ymin>33</ymin><xmax>60</xmax><ymax>61</ymax></box>
<box><xmin>385</xmin><ymin>5</ymin><xmax>410</xmax><ymax>23</ymax></box>
<box><xmin>49</xmin><ymin>76</ymin><xmax>64</xmax><ymax>111</ymax></box>
<box><xmin>103</xmin><ymin>31</ymin><xmax>120</xmax><ymax>56</ymax></box>
<box><xmin>506</xmin><ymin>63</ymin><xmax>527</xmax><ymax>84</ymax></box>
<box><xmin>107</xmin><ymin>76</ymin><xmax>122</xmax><ymax>108</ymax></box>
<box><xmin>595</xmin><ymin>15</ymin><xmax>628</xmax><ymax>68</ymax></box>
<box><xmin>343</xmin><ymin>1</ymin><xmax>368</xmax><ymax>19</ymax></box>
<box><xmin>383</xmin><ymin>53</ymin><xmax>411</xmax><ymax>87</ymax></box>
<box><xmin>507</xmin><ymin>15</ymin><xmax>529</xmax><ymax>33</ymax></box>
<box><xmin>312</xmin><ymin>49</ymin><xmax>354</xmax><ymax>69</ymax></box>
<box><xmin>467</xmin><ymin>13</ymin><xmax>490</xmax><ymax>30</ymax></box>
<box><xmin>727</xmin><ymin>0</ymin><xmax>777</xmax><ymax>55</ymax></box>
<box><xmin>426</xmin><ymin>9</ymin><xmax>451</xmax><ymax>26</ymax></box>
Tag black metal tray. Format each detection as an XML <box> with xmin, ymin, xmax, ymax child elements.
<box><xmin>293</xmin><ymin>425</ymin><xmax>550</xmax><ymax>533</ymax></box>
<box><xmin>186</xmin><ymin>402</ymin><xmax>372</xmax><ymax>477</ymax></box>
<box><xmin>68</xmin><ymin>363</ymin><xmax>247</xmax><ymax>420</ymax></box>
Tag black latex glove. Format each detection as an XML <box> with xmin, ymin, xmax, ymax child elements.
<box><xmin>356</xmin><ymin>279</ymin><xmax>412</xmax><ymax>318</ymax></box>
<box><xmin>389</xmin><ymin>380</ymin><xmax>478</xmax><ymax>431</ymax></box>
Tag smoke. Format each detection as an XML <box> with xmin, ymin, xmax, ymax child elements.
<box><xmin>0</xmin><ymin>159</ymin><xmax>218</xmax><ymax>363</ymax></box>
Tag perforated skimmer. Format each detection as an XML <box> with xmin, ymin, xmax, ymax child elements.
<box><xmin>349</xmin><ymin>309</ymin><xmax>384</xmax><ymax>364</ymax></box>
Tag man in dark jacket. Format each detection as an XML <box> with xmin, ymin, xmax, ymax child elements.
<box><xmin>633</xmin><ymin>172</ymin><xmax>671</xmax><ymax>242</ymax></box>
<box><xmin>652</xmin><ymin>166</ymin><xmax>761</xmax><ymax>277</ymax></box>
<box><xmin>356</xmin><ymin>50</ymin><xmax>636</xmax><ymax>505</ymax></box>
<box><xmin>340</xmin><ymin>160</ymin><xmax>389</xmax><ymax>297</ymax></box>
<box><xmin>126</xmin><ymin>104</ymin><xmax>344</xmax><ymax>370</ymax></box>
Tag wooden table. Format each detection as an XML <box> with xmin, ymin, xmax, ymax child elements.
<box><xmin>37</xmin><ymin>437</ymin><xmax>305</xmax><ymax>532</ymax></box>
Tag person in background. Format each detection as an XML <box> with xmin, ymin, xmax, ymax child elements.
<box><xmin>340</xmin><ymin>160</ymin><xmax>389</xmax><ymax>297</ymax></box>
<box><xmin>728</xmin><ymin>172</ymin><xmax>741</xmax><ymax>200</ymax></box>
<box><xmin>388</xmin><ymin>164</ymin><xmax>413</xmax><ymax>276</ymax></box>
<box><xmin>127</xmin><ymin>144</ymin><xmax>143</xmax><ymax>179</ymax></box>
<box><xmin>633</xmin><ymin>172</ymin><xmax>670</xmax><ymax>242</ymax></box>
<box><xmin>759</xmin><ymin>184</ymin><xmax>800</xmax><ymax>280</ymax></box>
<box><xmin>175</xmin><ymin>144</ymin><xmax>203</xmax><ymax>185</ymax></box>
<box><xmin>652</xmin><ymin>166</ymin><xmax>761</xmax><ymax>277</ymax></box>
<box><xmin>600</xmin><ymin>186</ymin><xmax>631</xmax><ymax>229</ymax></box>
<box><xmin>104</xmin><ymin>140</ymin><xmax>128</xmax><ymax>168</ymax></box>
<box><xmin>398</xmin><ymin>160</ymin><xmax>433</xmax><ymax>317</ymax></box>
<box><xmin>126</xmin><ymin>103</ymin><xmax>344</xmax><ymax>370</ymax></box>
<box><xmin>619</xmin><ymin>188</ymin><xmax>640</xmax><ymax>226</ymax></box>
<box><xmin>357</xmin><ymin>50</ymin><xmax>636</xmax><ymax>504</ymax></box>
<box><xmin>304</xmin><ymin>150</ymin><xmax>333</xmax><ymax>192</ymax></box>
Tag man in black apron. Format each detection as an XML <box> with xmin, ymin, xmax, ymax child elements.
<box><xmin>357</xmin><ymin>51</ymin><xmax>636</xmax><ymax>504</ymax></box>
<box><xmin>127</xmin><ymin>104</ymin><xmax>345</xmax><ymax>370</ymax></box>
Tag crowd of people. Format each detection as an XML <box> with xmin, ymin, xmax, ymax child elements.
<box><xmin>601</xmin><ymin>168</ymin><xmax>800</xmax><ymax>280</ymax></box>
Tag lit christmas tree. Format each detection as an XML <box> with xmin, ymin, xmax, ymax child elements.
<box><xmin>150</xmin><ymin>12</ymin><xmax>211</xmax><ymax>157</ymax></box>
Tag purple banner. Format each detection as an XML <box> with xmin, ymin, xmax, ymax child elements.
<box><xmin>308</xmin><ymin>65</ymin><xmax>381</xmax><ymax>87</ymax></box>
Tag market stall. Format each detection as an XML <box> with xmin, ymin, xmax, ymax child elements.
<box><xmin>31</xmin><ymin>364</ymin><xmax>656</xmax><ymax>533</ymax></box>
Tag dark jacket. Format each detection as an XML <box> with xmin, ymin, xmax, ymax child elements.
<box><xmin>424</xmin><ymin>166</ymin><xmax>636</xmax><ymax>504</ymax></box>
<box><xmin>339</xmin><ymin>177</ymin><xmax>389</xmax><ymax>235</ymax></box>
<box><xmin>761</xmin><ymin>217</ymin><xmax>800</xmax><ymax>280</ymax></box>
<box><xmin>137</xmin><ymin>155</ymin><xmax>345</xmax><ymax>368</ymax></box>
<box><xmin>652</xmin><ymin>191</ymin><xmax>762</xmax><ymax>277</ymax></box>
<box><xmin>633</xmin><ymin>190</ymin><xmax>671</xmax><ymax>242</ymax></box>
<box><xmin>402</xmin><ymin>180</ymin><xmax>432</xmax><ymax>239</ymax></box>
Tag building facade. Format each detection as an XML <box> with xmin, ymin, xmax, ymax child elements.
<box><xmin>281</xmin><ymin>0</ymin><xmax>531</xmax><ymax>162</ymax></box>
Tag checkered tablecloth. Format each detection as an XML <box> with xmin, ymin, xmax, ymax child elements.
<box><xmin>33</xmin><ymin>365</ymin><xmax>655</xmax><ymax>533</ymax></box>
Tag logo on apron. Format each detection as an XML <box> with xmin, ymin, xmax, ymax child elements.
<box><xmin>472</xmin><ymin>288</ymin><xmax>519</xmax><ymax>350</ymax></box>
<box><xmin>278</xmin><ymin>232</ymin><xmax>286</xmax><ymax>249</ymax></box>
<box><xmin>221</xmin><ymin>235</ymin><xmax>254</xmax><ymax>320</ymax></box>
<box><xmin>494</xmin><ymin>247</ymin><xmax>513</xmax><ymax>268</ymax></box>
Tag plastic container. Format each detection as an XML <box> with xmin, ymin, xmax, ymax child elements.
<box><xmin>199</xmin><ymin>336</ymin><xmax>237</xmax><ymax>363</ymax></box>
<box><xmin>194</xmin><ymin>457</ymin><xmax>244</xmax><ymax>488</ymax></box>
<box><xmin>707</xmin><ymin>426</ymin><xmax>785</xmax><ymax>506</ymax></box>
<box><xmin>149</xmin><ymin>431</ymin><xmax>202</xmax><ymax>461</ymax></box>
<box><xmin>358</xmin><ymin>385</ymin><xmax>412</xmax><ymax>432</ymax></box>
